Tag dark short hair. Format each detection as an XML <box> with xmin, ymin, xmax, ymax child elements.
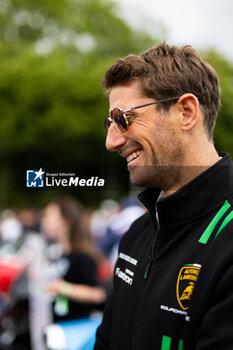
<box><xmin>102</xmin><ymin>42</ymin><xmax>221</xmax><ymax>140</ymax></box>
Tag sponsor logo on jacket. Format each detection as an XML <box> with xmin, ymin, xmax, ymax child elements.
<box><xmin>176</xmin><ymin>264</ymin><xmax>201</xmax><ymax>310</ymax></box>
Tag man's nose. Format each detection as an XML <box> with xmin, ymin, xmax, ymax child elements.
<box><xmin>105</xmin><ymin>124</ymin><xmax>127</xmax><ymax>152</ymax></box>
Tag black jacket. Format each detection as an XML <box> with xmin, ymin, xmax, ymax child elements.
<box><xmin>95</xmin><ymin>153</ymin><xmax>233</xmax><ymax>350</ymax></box>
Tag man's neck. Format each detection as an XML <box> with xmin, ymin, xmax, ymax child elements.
<box><xmin>163</xmin><ymin>148</ymin><xmax>220</xmax><ymax>197</ymax></box>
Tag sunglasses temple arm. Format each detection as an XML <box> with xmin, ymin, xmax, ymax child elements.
<box><xmin>130</xmin><ymin>96</ymin><xmax>181</xmax><ymax>112</ymax></box>
<box><xmin>122</xmin><ymin>107</ymin><xmax>135</xmax><ymax>113</ymax></box>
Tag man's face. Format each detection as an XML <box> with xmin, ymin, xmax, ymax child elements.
<box><xmin>105</xmin><ymin>81</ymin><xmax>186</xmax><ymax>190</ymax></box>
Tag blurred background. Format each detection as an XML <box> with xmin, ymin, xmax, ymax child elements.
<box><xmin>0</xmin><ymin>0</ymin><xmax>232</xmax><ymax>349</ymax></box>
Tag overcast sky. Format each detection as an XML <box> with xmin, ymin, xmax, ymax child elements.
<box><xmin>116</xmin><ymin>0</ymin><xmax>233</xmax><ymax>61</ymax></box>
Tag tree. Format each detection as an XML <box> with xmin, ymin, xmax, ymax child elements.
<box><xmin>202</xmin><ymin>51</ymin><xmax>233</xmax><ymax>154</ymax></box>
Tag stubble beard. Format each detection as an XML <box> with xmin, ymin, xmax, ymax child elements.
<box><xmin>129</xmin><ymin>162</ymin><xmax>182</xmax><ymax>189</ymax></box>
<box><xmin>129</xmin><ymin>143</ymin><xmax>185</xmax><ymax>190</ymax></box>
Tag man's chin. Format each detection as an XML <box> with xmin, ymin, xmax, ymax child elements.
<box><xmin>128</xmin><ymin>165</ymin><xmax>165</xmax><ymax>188</ymax></box>
<box><xmin>129</xmin><ymin>166</ymin><xmax>149</xmax><ymax>187</ymax></box>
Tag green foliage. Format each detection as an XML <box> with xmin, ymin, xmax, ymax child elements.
<box><xmin>202</xmin><ymin>51</ymin><xmax>233</xmax><ymax>154</ymax></box>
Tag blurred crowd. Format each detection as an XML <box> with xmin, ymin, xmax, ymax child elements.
<box><xmin>0</xmin><ymin>195</ymin><xmax>145</xmax><ymax>350</ymax></box>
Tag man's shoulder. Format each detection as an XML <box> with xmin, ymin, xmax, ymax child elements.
<box><xmin>119</xmin><ymin>211</ymin><xmax>153</xmax><ymax>246</ymax></box>
<box><xmin>129</xmin><ymin>210</ymin><xmax>153</xmax><ymax>229</ymax></box>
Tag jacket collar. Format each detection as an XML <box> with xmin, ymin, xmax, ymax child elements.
<box><xmin>138</xmin><ymin>153</ymin><xmax>233</xmax><ymax>228</ymax></box>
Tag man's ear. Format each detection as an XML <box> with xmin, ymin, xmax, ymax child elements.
<box><xmin>178</xmin><ymin>94</ymin><xmax>199</xmax><ymax>131</ymax></box>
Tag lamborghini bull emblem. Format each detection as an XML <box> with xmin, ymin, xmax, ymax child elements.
<box><xmin>176</xmin><ymin>265</ymin><xmax>201</xmax><ymax>310</ymax></box>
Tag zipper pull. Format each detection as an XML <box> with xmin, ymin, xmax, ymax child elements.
<box><xmin>144</xmin><ymin>256</ymin><xmax>153</xmax><ymax>280</ymax></box>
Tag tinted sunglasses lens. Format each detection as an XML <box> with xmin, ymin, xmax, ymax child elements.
<box><xmin>104</xmin><ymin>117</ymin><xmax>111</xmax><ymax>131</ymax></box>
<box><xmin>111</xmin><ymin>108</ymin><xmax>128</xmax><ymax>131</ymax></box>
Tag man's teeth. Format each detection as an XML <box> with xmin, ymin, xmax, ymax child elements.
<box><xmin>126</xmin><ymin>151</ymin><xmax>142</xmax><ymax>163</ymax></box>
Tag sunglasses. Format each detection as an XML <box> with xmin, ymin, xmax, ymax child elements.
<box><xmin>104</xmin><ymin>96</ymin><xmax>181</xmax><ymax>133</ymax></box>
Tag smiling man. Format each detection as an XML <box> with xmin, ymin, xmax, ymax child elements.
<box><xmin>94</xmin><ymin>43</ymin><xmax>233</xmax><ymax>350</ymax></box>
